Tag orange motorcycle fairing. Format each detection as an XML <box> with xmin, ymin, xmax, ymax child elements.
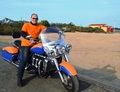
<box><xmin>31</xmin><ymin>43</ymin><xmax>43</xmax><ymax>49</ymax></box>
<box><xmin>2</xmin><ymin>46</ymin><xmax>18</xmax><ymax>54</ymax></box>
<box><xmin>59</xmin><ymin>61</ymin><xmax>77</xmax><ymax>76</ymax></box>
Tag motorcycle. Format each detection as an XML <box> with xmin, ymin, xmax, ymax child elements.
<box><xmin>1</xmin><ymin>27</ymin><xmax>80</xmax><ymax>92</ymax></box>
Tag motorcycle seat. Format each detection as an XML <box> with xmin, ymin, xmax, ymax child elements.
<box><xmin>11</xmin><ymin>31</ymin><xmax>21</xmax><ymax>48</ymax></box>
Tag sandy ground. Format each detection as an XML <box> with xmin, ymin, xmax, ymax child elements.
<box><xmin>65</xmin><ymin>32</ymin><xmax>120</xmax><ymax>79</ymax></box>
<box><xmin>0</xmin><ymin>32</ymin><xmax>120</xmax><ymax>79</ymax></box>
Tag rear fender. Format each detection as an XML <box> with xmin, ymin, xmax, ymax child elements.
<box><xmin>59</xmin><ymin>62</ymin><xmax>77</xmax><ymax>76</ymax></box>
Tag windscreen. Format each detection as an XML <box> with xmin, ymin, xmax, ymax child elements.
<box><xmin>40</xmin><ymin>27</ymin><xmax>64</xmax><ymax>45</ymax></box>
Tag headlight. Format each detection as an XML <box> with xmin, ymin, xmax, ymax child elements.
<box><xmin>66</xmin><ymin>44</ymin><xmax>72</xmax><ymax>53</ymax></box>
<box><xmin>56</xmin><ymin>45</ymin><xmax>65</xmax><ymax>55</ymax></box>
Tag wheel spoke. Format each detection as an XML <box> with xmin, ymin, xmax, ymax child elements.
<box><xmin>62</xmin><ymin>72</ymin><xmax>73</xmax><ymax>89</ymax></box>
<box><xmin>61</xmin><ymin>71</ymin><xmax>80</xmax><ymax>92</ymax></box>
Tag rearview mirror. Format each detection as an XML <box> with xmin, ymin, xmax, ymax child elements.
<box><xmin>61</xmin><ymin>27</ymin><xmax>66</xmax><ymax>31</ymax></box>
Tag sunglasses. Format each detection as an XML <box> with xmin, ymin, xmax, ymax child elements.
<box><xmin>32</xmin><ymin>18</ymin><xmax>38</xmax><ymax>20</ymax></box>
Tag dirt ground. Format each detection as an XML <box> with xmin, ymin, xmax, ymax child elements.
<box><xmin>0</xmin><ymin>32</ymin><xmax>120</xmax><ymax>79</ymax></box>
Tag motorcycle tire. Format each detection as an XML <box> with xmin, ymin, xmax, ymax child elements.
<box><xmin>61</xmin><ymin>71</ymin><xmax>80</xmax><ymax>92</ymax></box>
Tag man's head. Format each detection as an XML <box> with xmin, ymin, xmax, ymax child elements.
<box><xmin>31</xmin><ymin>13</ymin><xmax>38</xmax><ymax>24</ymax></box>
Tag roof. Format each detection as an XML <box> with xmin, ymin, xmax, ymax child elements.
<box><xmin>89</xmin><ymin>24</ymin><xmax>107</xmax><ymax>27</ymax></box>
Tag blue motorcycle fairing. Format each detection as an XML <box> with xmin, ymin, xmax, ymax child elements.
<box><xmin>30</xmin><ymin>47</ymin><xmax>45</xmax><ymax>55</ymax></box>
<box><xmin>59</xmin><ymin>62</ymin><xmax>77</xmax><ymax>76</ymax></box>
<box><xmin>59</xmin><ymin>65</ymin><xmax>72</xmax><ymax>76</ymax></box>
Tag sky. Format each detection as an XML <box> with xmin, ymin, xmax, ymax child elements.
<box><xmin>0</xmin><ymin>0</ymin><xmax>120</xmax><ymax>28</ymax></box>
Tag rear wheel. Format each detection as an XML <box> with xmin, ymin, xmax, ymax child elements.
<box><xmin>61</xmin><ymin>72</ymin><xmax>80</xmax><ymax>92</ymax></box>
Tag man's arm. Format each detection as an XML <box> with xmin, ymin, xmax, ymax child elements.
<box><xmin>21</xmin><ymin>31</ymin><xmax>28</xmax><ymax>39</ymax></box>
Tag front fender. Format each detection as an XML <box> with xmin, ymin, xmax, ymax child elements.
<box><xmin>59</xmin><ymin>62</ymin><xmax>77</xmax><ymax>76</ymax></box>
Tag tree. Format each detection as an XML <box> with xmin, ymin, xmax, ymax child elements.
<box><xmin>40</xmin><ymin>20</ymin><xmax>50</xmax><ymax>27</ymax></box>
<box><xmin>68</xmin><ymin>22</ymin><xmax>75</xmax><ymax>26</ymax></box>
<box><xmin>0</xmin><ymin>18</ymin><xmax>107</xmax><ymax>35</ymax></box>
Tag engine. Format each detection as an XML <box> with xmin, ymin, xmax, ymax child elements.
<box><xmin>30</xmin><ymin>53</ymin><xmax>45</xmax><ymax>76</ymax></box>
<box><xmin>30</xmin><ymin>53</ymin><xmax>62</xmax><ymax>77</ymax></box>
<box><xmin>31</xmin><ymin>53</ymin><xmax>45</xmax><ymax>68</ymax></box>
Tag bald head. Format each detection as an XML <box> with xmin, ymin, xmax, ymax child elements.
<box><xmin>30</xmin><ymin>13</ymin><xmax>39</xmax><ymax>25</ymax></box>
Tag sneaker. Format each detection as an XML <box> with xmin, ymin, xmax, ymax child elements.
<box><xmin>17</xmin><ymin>78</ymin><xmax>23</xmax><ymax>87</ymax></box>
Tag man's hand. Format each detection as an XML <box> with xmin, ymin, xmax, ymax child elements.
<box><xmin>30</xmin><ymin>38</ymin><xmax>36</xmax><ymax>44</ymax></box>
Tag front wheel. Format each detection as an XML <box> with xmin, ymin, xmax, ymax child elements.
<box><xmin>61</xmin><ymin>72</ymin><xmax>80</xmax><ymax>92</ymax></box>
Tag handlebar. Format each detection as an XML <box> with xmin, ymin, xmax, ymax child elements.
<box><xmin>26</xmin><ymin>35</ymin><xmax>41</xmax><ymax>43</ymax></box>
<box><xmin>26</xmin><ymin>35</ymin><xmax>41</xmax><ymax>45</ymax></box>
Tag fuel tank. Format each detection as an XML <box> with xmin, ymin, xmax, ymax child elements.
<box><xmin>30</xmin><ymin>43</ymin><xmax>45</xmax><ymax>54</ymax></box>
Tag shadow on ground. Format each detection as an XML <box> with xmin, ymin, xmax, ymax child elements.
<box><xmin>22</xmin><ymin>72</ymin><xmax>91</xmax><ymax>92</ymax></box>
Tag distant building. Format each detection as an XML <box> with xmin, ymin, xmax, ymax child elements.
<box><xmin>89</xmin><ymin>24</ymin><xmax>114</xmax><ymax>32</ymax></box>
<box><xmin>114</xmin><ymin>28</ymin><xmax>120</xmax><ymax>33</ymax></box>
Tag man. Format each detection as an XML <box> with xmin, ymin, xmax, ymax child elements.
<box><xmin>17</xmin><ymin>13</ymin><xmax>46</xmax><ymax>87</ymax></box>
